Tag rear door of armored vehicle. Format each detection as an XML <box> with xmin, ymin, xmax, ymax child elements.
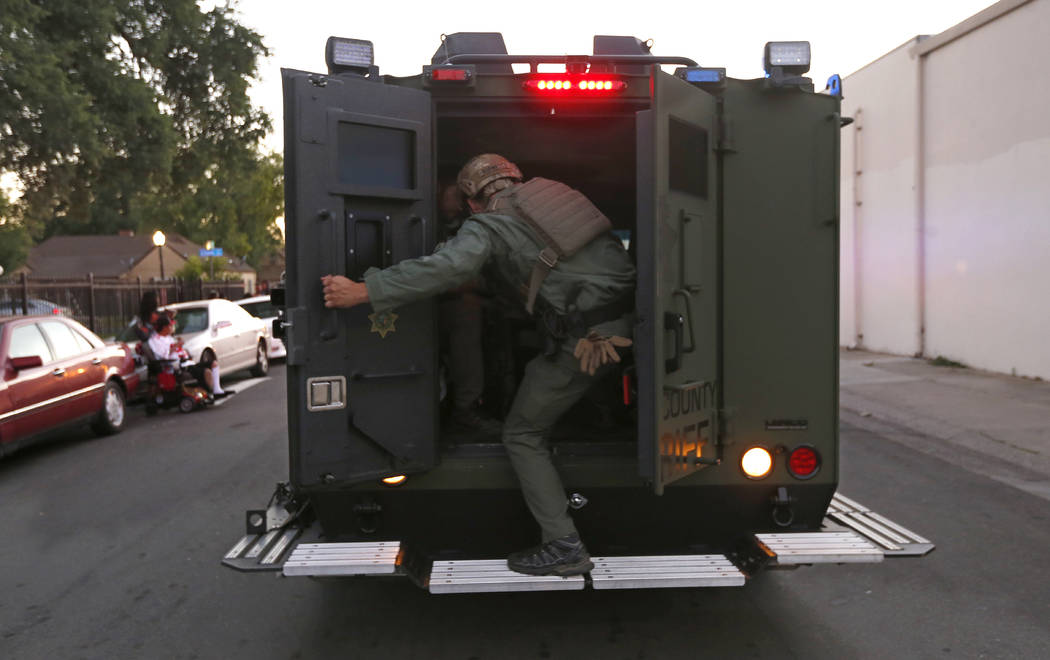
<box><xmin>636</xmin><ymin>69</ymin><xmax>720</xmax><ymax>494</ymax></box>
<box><xmin>281</xmin><ymin>69</ymin><xmax>438</xmax><ymax>490</ymax></box>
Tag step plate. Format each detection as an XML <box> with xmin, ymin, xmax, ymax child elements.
<box><xmin>826</xmin><ymin>493</ymin><xmax>935</xmax><ymax>557</ymax></box>
<box><xmin>591</xmin><ymin>554</ymin><xmax>745</xmax><ymax>589</ymax></box>
<box><xmin>282</xmin><ymin>541</ymin><xmax>401</xmax><ymax>577</ymax></box>
<box><xmin>755</xmin><ymin>532</ymin><xmax>884</xmax><ymax>565</ymax></box>
<box><xmin>429</xmin><ymin>559</ymin><xmax>585</xmax><ymax>594</ymax></box>
<box><xmin>222</xmin><ymin>528</ymin><xmax>301</xmax><ymax>572</ymax></box>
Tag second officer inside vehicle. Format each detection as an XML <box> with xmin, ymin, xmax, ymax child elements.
<box><xmin>321</xmin><ymin>154</ymin><xmax>635</xmax><ymax>576</ymax></box>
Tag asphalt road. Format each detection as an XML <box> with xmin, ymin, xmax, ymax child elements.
<box><xmin>2</xmin><ymin>364</ymin><xmax>1048</xmax><ymax>659</ymax></box>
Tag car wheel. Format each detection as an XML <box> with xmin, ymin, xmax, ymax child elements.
<box><xmin>250</xmin><ymin>340</ymin><xmax>269</xmax><ymax>377</ymax></box>
<box><xmin>92</xmin><ymin>380</ymin><xmax>126</xmax><ymax>436</ymax></box>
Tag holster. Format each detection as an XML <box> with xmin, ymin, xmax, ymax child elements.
<box><xmin>535</xmin><ymin>295</ymin><xmax>634</xmax><ymax>359</ymax></box>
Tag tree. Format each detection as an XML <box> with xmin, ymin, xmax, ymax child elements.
<box><xmin>175</xmin><ymin>255</ymin><xmax>235</xmax><ymax>282</ymax></box>
<box><xmin>0</xmin><ymin>0</ymin><xmax>280</xmax><ymax>263</ymax></box>
<box><xmin>0</xmin><ymin>220</ymin><xmax>32</xmax><ymax>275</ymax></box>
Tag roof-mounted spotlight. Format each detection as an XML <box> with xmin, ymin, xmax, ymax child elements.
<box><xmin>326</xmin><ymin>37</ymin><xmax>376</xmax><ymax>76</ymax></box>
<box><xmin>763</xmin><ymin>41</ymin><xmax>813</xmax><ymax>90</ymax></box>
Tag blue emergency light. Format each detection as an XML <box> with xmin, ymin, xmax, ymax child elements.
<box><xmin>685</xmin><ymin>68</ymin><xmax>725</xmax><ymax>83</ymax></box>
<box><xmin>675</xmin><ymin>67</ymin><xmax>726</xmax><ymax>88</ymax></box>
<box><xmin>826</xmin><ymin>74</ymin><xmax>843</xmax><ymax>98</ymax></box>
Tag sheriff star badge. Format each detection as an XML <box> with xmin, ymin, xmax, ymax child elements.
<box><xmin>368</xmin><ymin>311</ymin><xmax>398</xmax><ymax>339</ymax></box>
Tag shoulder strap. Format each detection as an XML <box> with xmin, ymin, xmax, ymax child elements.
<box><xmin>491</xmin><ymin>178</ymin><xmax>612</xmax><ymax>314</ymax></box>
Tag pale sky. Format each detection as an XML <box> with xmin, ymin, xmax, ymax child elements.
<box><xmin>0</xmin><ymin>0</ymin><xmax>1002</xmax><ymax>204</ymax></box>
<box><xmin>235</xmin><ymin>0</ymin><xmax>1000</xmax><ymax>153</ymax></box>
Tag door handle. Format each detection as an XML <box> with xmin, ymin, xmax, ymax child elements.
<box><xmin>51</xmin><ymin>368</ymin><xmax>66</xmax><ymax>377</ymax></box>
<box><xmin>351</xmin><ymin>368</ymin><xmax>425</xmax><ymax>381</ymax></box>
<box><xmin>91</xmin><ymin>358</ymin><xmax>103</xmax><ymax>365</ymax></box>
<box><xmin>672</xmin><ymin>289</ymin><xmax>697</xmax><ymax>354</ymax></box>
<box><xmin>664</xmin><ymin>312</ymin><xmax>684</xmax><ymax>374</ymax></box>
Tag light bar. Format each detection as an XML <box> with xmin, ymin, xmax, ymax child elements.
<box><xmin>523</xmin><ymin>76</ymin><xmax>627</xmax><ymax>94</ymax></box>
<box><xmin>326</xmin><ymin>37</ymin><xmax>374</xmax><ymax>74</ymax></box>
<box><xmin>764</xmin><ymin>41</ymin><xmax>810</xmax><ymax>75</ymax></box>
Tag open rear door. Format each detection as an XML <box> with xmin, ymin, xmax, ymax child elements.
<box><xmin>636</xmin><ymin>69</ymin><xmax>720</xmax><ymax>494</ymax></box>
<box><xmin>282</xmin><ymin>69</ymin><xmax>437</xmax><ymax>490</ymax></box>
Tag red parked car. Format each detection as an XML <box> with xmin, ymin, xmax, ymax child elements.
<box><xmin>0</xmin><ymin>315</ymin><xmax>140</xmax><ymax>456</ymax></box>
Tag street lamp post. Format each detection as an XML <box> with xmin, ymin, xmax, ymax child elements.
<box><xmin>152</xmin><ymin>230</ymin><xmax>166</xmax><ymax>280</ymax></box>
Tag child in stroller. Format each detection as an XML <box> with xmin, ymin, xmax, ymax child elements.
<box><xmin>143</xmin><ymin>315</ymin><xmax>213</xmax><ymax>415</ymax></box>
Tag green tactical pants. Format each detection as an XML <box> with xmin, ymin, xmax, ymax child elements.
<box><xmin>502</xmin><ymin>316</ymin><xmax>631</xmax><ymax>543</ymax></box>
<box><xmin>439</xmin><ymin>291</ymin><xmax>485</xmax><ymax>409</ymax></box>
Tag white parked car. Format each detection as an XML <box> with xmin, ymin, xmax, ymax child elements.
<box><xmin>119</xmin><ymin>298</ymin><xmax>270</xmax><ymax>380</ymax></box>
<box><xmin>237</xmin><ymin>295</ymin><xmax>286</xmax><ymax>360</ymax></box>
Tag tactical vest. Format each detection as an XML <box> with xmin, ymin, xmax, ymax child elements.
<box><xmin>489</xmin><ymin>178</ymin><xmax>613</xmax><ymax>314</ymax></box>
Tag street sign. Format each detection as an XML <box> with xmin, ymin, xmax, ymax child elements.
<box><xmin>199</xmin><ymin>248</ymin><xmax>224</xmax><ymax>257</ymax></box>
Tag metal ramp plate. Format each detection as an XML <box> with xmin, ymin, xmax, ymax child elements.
<box><xmin>222</xmin><ymin>528</ymin><xmax>301</xmax><ymax>572</ymax></box>
<box><xmin>825</xmin><ymin>493</ymin><xmax>935</xmax><ymax>557</ymax></box>
<box><xmin>429</xmin><ymin>559</ymin><xmax>585</xmax><ymax>594</ymax></box>
<box><xmin>590</xmin><ymin>554</ymin><xmax>745</xmax><ymax>589</ymax></box>
<box><xmin>755</xmin><ymin>532</ymin><xmax>884</xmax><ymax>565</ymax></box>
<box><xmin>754</xmin><ymin>492</ymin><xmax>936</xmax><ymax>565</ymax></box>
<box><xmin>282</xmin><ymin>541</ymin><xmax>401</xmax><ymax>577</ymax></box>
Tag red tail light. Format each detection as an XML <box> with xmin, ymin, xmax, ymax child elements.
<box><xmin>787</xmin><ymin>445</ymin><xmax>821</xmax><ymax>479</ymax></box>
<box><xmin>523</xmin><ymin>76</ymin><xmax>627</xmax><ymax>94</ymax></box>
<box><xmin>431</xmin><ymin>68</ymin><xmax>470</xmax><ymax>81</ymax></box>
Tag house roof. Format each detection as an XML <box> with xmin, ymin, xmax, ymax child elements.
<box><xmin>25</xmin><ymin>235</ymin><xmax>157</xmax><ymax>278</ymax></box>
<box><xmin>25</xmin><ymin>234</ymin><xmax>255</xmax><ymax>278</ymax></box>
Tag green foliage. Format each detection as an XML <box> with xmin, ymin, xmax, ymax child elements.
<box><xmin>0</xmin><ymin>220</ymin><xmax>33</xmax><ymax>274</ymax></box>
<box><xmin>174</xmin><ymin>255</ymin><xmax>206</xmax><ymax>281</ymax></box>
<box><xmin>0</xmin><ymin>0</ymin><xmax>281</xmax><ymax>264</ymax></box>
<box><xmin>174</xmin><ymin>255</ymin><xmax>237</xmax><ymax>282</ymax></box>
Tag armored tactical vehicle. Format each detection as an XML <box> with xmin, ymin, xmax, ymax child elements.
<box><xmin>222</xmin><ymin>33</ymin><xmax>933</xmax><ymax>592</ymax></box>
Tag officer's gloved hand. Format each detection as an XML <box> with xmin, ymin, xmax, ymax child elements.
<box><xmin>573</xmin><ymin>331</ymin><xmax>632</xmax><ymax>376</ymax></box>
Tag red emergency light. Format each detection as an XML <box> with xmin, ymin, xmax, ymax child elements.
<box><xmin>431</xmin><ymin>68</ymin><xmax>470</xmax><ymax>82</ymax></box>
<box><xmin>523</xmin><ymin>75</ymin><xmax>627</xmax><ymax>94</ymax></box>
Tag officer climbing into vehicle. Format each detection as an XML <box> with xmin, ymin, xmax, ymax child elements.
<box><xmin>321</xmin><ymin>153</ymin><xmax>635</xmax><ymax>576</ymax></box>
<box><xmin>436</xmin><ymin>182</ymin><xmax>501</xmax><ymax>435</ymax></box>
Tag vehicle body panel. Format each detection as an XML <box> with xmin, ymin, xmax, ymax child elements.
<box><xmin>253</xmin><ymin>38</ymin><xmax>843</xmax><ymax>563</ymax></box>
<box><xmin>0</xmin><ymin>316</ymin><xmax>137</xmax><ymax>454</ymax></box>
<box><xmin>282</xmin><ymin>68</ymin><xmax>438</xmax><ymax>490</ymax></box>
<box><xmin>238</xmin><ymin>295</ymin><xmax>287</xmax><ymax>358</ymax></box>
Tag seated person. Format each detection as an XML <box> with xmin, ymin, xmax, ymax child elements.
<box><xmin>133</xmin><ymin>291</ymin><xmax>175</xmax><ymax>343</ymax></box>
<box><xmin>148</xmin><ymin>315</ymin><xmax>229</xmax><ymax>399</ymax></box>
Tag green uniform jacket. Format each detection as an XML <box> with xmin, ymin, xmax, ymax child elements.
<box><xmin>364</xmin><ymin>211</ymin><xmax>636</xmax><ymax>330</ymax></box>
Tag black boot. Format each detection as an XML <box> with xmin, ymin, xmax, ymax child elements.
<box><xmin>449</xmin><ymin>405</ymin><xmax>502</xmax><ymax>435</ymax></box>
<box><xmin>507</xmin><ymin>533</ymin><xmax>594</xmax><ymax>576</ymax></box>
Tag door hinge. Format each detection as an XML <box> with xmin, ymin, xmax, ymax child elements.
<box><xmin>716</xmin><ymin>113</ymin><xmax>735</xmax><ymax>153</ymax></box>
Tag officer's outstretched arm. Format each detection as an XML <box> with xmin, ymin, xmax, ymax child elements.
<box><xmin>359</xmin><ymin>220</ymin><xmax>494</xmax><ymax>313</ymax></box>
<box><xmin>321</xmin><ymin>275</ymin><xmax>369</xmax><ymax>309</ymax></box>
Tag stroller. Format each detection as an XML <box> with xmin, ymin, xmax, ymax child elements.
<box><xmin>138</xmin><ymin>341</ymin><xmax>212</xmax><ymax>415</ymax></box>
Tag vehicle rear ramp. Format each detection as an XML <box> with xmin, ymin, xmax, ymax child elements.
<box><xmin>221</xmin><ymin>492</ymin><xmax>932</xmax><ymax>592</ymax></box>
<box><xmin>755</xmin><ymin>493</ymin><xmax>935</xmax><ymax>566</ymax></box>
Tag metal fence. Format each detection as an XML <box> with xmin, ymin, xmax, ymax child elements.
<box><xmin>0</xmin><ymin>273</ymin><xmax>247</xmax><ymax>339</ymax></box>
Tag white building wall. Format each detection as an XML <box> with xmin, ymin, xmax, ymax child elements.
<box><xmin>922</xmin><ymin>0</ymin><xmax>1050</xmax><ymax>378</ymax></box>
<box><xmin>839</xmin><ymin>0</ymin><xmax>1050</xmax><ymax>379</ymax></box>
<box><xmin>839</xmin><ymin>41</ymin><xmax>922</xmax><ymax>355</ymax></box>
